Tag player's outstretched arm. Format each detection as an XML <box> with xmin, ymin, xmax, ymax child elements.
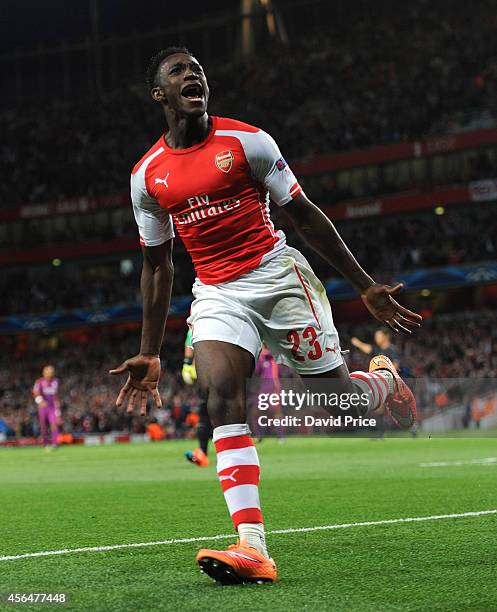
<box><xmin>283</xmin><ymin>193</ymin><xmax>422</xmax><ymax>334</ymax></box>
<box><xmin>351</xmin><ymin>337</ymin><xmax>373</xmax><ymax>354</ymax></box>
<box><xmin>109</xmin><ymin>239</ymin><xmax>174</xmax><ymax>415</ymax></box>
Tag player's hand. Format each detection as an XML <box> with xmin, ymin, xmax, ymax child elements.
<box><xmin>109</xmin><ymin>354</ymin><xmax>162</xmax><ymax>416</ymax></box>
<box><xmin>361</xmin><ymin>283</ymin><xmax>422</xmax><ymax>334</ymax></box>
<box><xmin>182</xmin><ymin>362</ymin><xmax>197</xmax><ymax>385</ymax></box>
<box><xmin>351</xmin><ymin>337</ymin><xmax>362</xmax><ymax>348</ymax></box>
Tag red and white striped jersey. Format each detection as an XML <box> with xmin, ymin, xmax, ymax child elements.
<box><xmin>131</xmin><ymin>116</ymin><xmax>302</xmax><ymax>284</ymax></box>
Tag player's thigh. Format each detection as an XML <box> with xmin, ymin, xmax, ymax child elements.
<box><xmin>188</xmin><ymin>284</ymin><xmax>259</xmax><ymax>425</ymax></box>
<box><xmin>188</xmin><ymin>280</ymin><xmax>262</xmax><ymax>359</ymax></box>
<box><xmin>38</xmin><ymin>408</ymin><xmax>48</xmax><ymax>427</ymax></box>
<box><xmin>194</xmin><ymin>340</ymin><xmax>255</xmax><ymax>426</ymax></box>
<box><xmin>262</xmin><ymin>250</ymin><xmax>343</xmax><ymax>375</ymax></box>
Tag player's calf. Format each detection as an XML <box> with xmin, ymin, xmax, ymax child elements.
<box><xmin>349</xmin><ymin>369</ymin><xmax>392</xmax><ymax>417</ymax></box>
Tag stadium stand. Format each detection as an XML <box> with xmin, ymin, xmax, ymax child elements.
<box><xmin>1</xmin><ymin>200</ymin><xmax>496</xmax><ymax>317</ymax></box>
<box><xmin>1</xmin><ymin>0</ymin><xmax>497</xmax><ymax>206</ymax></box>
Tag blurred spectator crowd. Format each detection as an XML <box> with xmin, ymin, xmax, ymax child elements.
<box><xmin>0</xmin><ymin>328</ymin><xmax>202</xmax><ymax>441</ymax></box>
<box><xmin>296</xmin><ymin>201</ymin><xmax>497</xmax><ymax>280</ymax></box>
<box><xmin>346</xmin><ymin>310</ymin><xmax>497</xmax><ymax>380</ymax></box>
<box><xmin>1</xmin><ymin>309</ymin><xmax>497</xmax><ymax>440</ymax></box>
<box><xmin>346</xmin><ymin>309</ymin><xmax>497</xmax><ymax>422</ymax></box>
<box><xmin>2</xmin><ymin>201</ymin><xmax>496</xmax><ymax>317</ymax></box>
<box><xmin>1</xmin><ymin>0</ymin><xmax>497</xmax><ymax>206</ymax></box>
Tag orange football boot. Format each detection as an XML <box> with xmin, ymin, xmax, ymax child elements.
<box><xmin>185</xmin><ymin>448</ymin><xmax>210</xmax><ymax>467</ymax></box>
<box><xmin>369</xmin><ymin>354</ymin><xmax>416</xmax><ymax>428</ymax></box>
<box><xmin>196</xmin><ymin>540</ymin><xmax>277</xmax><ymax>584</ymax></box>
<box><xmin>193</xmin><ymin>448</ymin><xmax>209</xmax><ymax>467</ymax></box>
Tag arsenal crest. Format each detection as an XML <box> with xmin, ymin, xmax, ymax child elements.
<box><xmin>215</xmin><ymin>150</ymin><xmax>234</xmax><ymax>173</ymax></box>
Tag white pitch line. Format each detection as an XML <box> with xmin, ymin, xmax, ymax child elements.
<box><xmin>420</xmin><ymin>457</ymin><xmax>497</xmax><ymax>468</ymax></box>
<box><xmin>1</xmin><ymin>509</ymin><xmax>496</xmax><ymax>562</ymax></box>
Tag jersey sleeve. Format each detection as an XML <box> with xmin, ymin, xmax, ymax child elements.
<box><xmin>246</xmin><ymin>130</ymin><xmax>303</xmax><ymax>206</ymax></box>
<box><xmin>131</xmin><ymin>169</ymin><xmax>174</xmax><ymax>247</ymax></box>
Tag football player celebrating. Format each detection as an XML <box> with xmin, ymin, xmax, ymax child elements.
<box><xmin>110</xmin><ymin>47</ymin><xmax>422</xmax><ymax>585</ymax></box>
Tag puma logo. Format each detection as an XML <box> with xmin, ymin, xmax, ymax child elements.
<box><xmin>226</xmin><ymin>550</ymin><xmax>262</xmax><ymax>563</ymax></box>
<box><xmin>219</xmin><ymin>468</ymin><xmax>239</xmax><ymax>483</ymax></box>
<box><xmin>154</xmin><ymin>173</ymin><xmax>170</xmax><ymax>187</ymax></box>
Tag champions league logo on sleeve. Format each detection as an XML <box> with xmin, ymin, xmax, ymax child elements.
<box><xmin>276</xmin><ymin>157</ymin><xmax>287</xmax><ymax>171</ymax></box>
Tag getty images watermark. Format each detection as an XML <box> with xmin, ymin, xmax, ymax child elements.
<box><xmin>256</xmin><ymin>389</ymin><xmax>376</xmax><ymax>429</ymax></box>
<box><xmin>248</xmin><ymin>376</ymin><xmax>497</xmax><ymax>437</ymax></box>
<box><xmin>245</xmin><ymin>377</ymin><xmax>382</xmax><ymax>436</ymax></box>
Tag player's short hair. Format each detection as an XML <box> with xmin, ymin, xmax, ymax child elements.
<box><xmin>146</xmin><ymin>46</ymin><xmax>192</xmax><ymax>90</ymax></box>
<box><xmin>377</xmin><ymin>328</ymin><xmax>391</xmax><ymax>338</ymax></box>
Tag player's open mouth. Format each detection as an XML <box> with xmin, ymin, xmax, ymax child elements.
<box><xmin>181</xmin><ymin>84</ymin><xmax>204</xmax><ymax>103</ymax></box>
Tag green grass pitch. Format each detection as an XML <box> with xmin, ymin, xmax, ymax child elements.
<box><xmin>1</xmin><ymin>436</ymin><xmax>497</xmax><ymax>611</ymax></box>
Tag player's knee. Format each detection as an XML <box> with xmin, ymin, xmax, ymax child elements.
<box><xmin>205</xmin><ymin>382</ymin><xmax>246</xmax><ymax>427</ymax></box>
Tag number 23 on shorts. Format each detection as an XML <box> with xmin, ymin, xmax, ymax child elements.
<box><xmin>287</xmin><ymin>327</ymin><xmax>323</xmax><ymax>361</ymax></box>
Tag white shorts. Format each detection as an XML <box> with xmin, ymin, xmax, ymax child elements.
<box><xmin>187</xmin><ymin>246</ymin><xmax>343</xmax><ymax>375</ymax></box>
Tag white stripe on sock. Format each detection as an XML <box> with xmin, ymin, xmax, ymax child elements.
<box><xmin>216</xmin><ymin>446</ymin><xmax>260</xmax><ymax>471</ymax></box>
<box><xmin>350</xmin><ymin>373</ymin><xmax>377</xmax><ymax>409</ymax></box>
<box><xmin>224</xmin><ymin>484</ymin><xmax>261</xmax><ymax>515</ymax></box>
<box><xmin>370</xmin><ymin>372</ymin><xmax>390</xmax><ymax>398</ymax></box>
<box><xmin>213</xmin><ymin>423</ymin><xmax>251</xmax><ymax>442</ymax></box>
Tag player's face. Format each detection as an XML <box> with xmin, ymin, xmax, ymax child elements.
<box><xmin>153</xmin><ymin>53</ymin><xmax>209</xmax><ymax>116</ymax></box>
<box><xmin>375</xmin><ymin>330</ymin><xmax>389</xmax><ymax>347</ymax></box>
<box><xmin>43</xmin><ymin>366</ymin><xmax>55</xmax><ymax>379</ymax></box>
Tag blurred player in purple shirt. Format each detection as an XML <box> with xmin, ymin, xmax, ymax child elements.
<box><xmin>33</xmin><ymin>365</ymin><xmax>60</xmax><ymax>448</ymax></box>
<box><xmin>253</xmin><ymin>345</ymin><xmax>285</xmax><ymax>440</ymax></box>
<box><xmin>255</xmin><ymin>345</ymin><xmax>281</xmax><ymax>395</ymax></box>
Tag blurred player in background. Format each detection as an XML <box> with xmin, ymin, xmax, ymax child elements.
<box><xmin>351</xmin><ymin>329</ymin><xmax>400</xmax><ymax>438</ymax></box>
<box><xmin>351</xmin><ymin>328</ymin><xmax>400</xmax><ymax>369</ymax></box>
<box><xmin>254</xmin><ymin>345</ymin><xmax>281</xmax><ymax>391</ymax></box>
<box><xmin>252</xmin><ymin>344</ymin><xmax>284</xmax><ymax>441</ymax></box>
<box><xmin>110</xmin><ymin>47</ymin><xmax>422</xmax><ymax>585</ymax></box>
<box><xmin>182</xmin><ymin>327</ymin><xmax>212</xmax><ymax>466</ymax></box>
<box><xmin>32</xmin><ymin>365</ymin><xmax>60</xmax><ymax>450</ymax></box>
